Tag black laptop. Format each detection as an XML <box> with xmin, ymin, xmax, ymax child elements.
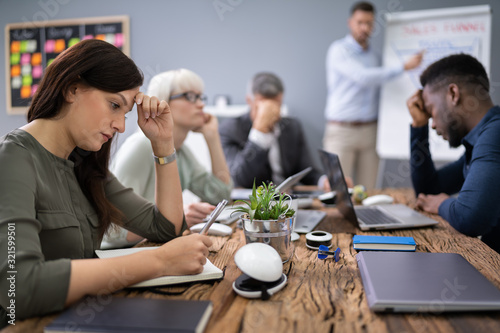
<box><xmin>318</xmin><ymin>149</ymin><xmax>438</xmax><ymax>231</ymax></box>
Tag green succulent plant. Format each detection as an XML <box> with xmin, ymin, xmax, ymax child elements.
<box><xmin>233</xmin><ymin>180</ymin><xmax>295</xmax><ymax>220</ymax></box>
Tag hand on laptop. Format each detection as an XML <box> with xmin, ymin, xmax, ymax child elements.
<box><xmin>415</xmin><ymin>193</ymin><xmax>449</xmax><ymax>214</ymax></box>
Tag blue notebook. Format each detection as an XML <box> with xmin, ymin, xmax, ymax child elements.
<box><xmin>353</xmin><ymin>235</ymin><xmax>416</xmax><ymax>251</ymax></box>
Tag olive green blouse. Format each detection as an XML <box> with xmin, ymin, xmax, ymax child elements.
<box><xmin>0</xmin><ymin>129</ymin><xmax>185</xmax><ymax>324</ymax></box>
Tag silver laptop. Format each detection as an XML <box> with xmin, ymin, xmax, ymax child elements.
<box><xmin>229</xmin><ymin>167</ymin><xmax>325</xmax><ymax>232</ymax></box>
<box><xmin>318</xmin><ymin>149</ymin><xmax>438</xmax><ymax>231</ymax></box>
<box><xmin>293</xmin><ymin>209</ymin><xmax>326</xmax><ymax>233</ymax></box>
<box><xmin>275</xmin><ymin>167</ymin><xmax>327</xmax><ymax>233</ymax></box>
<box><xmin>230</xmin><ymin>167</ymin><xmax>312</xmax><ymax>200</ymax></box>
<box><xmin>357</xmin><ymin>251</ymin><xmax>500</xmax><ymax>312</ymax></box>
<box><xmin>276</xmin><ymin>167</ymin><xmax>312</xmax><ymax>192</ymax></box>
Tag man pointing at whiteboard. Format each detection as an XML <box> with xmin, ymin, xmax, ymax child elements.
<box><xmin>323</xmin><ymin>1</ymin><xmax>423</xmax><ymax>189</ymax></box>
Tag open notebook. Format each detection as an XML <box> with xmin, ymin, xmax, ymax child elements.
<box><xmin>95</xmin><ymin>247</ymin><xmax>223</xmax><ymax>287</ymax></box>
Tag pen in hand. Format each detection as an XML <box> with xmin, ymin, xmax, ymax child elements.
<box><xmin>199</xmin><ymin>200</ymin><xmax>228</xmax><ymax>235</ymax></box>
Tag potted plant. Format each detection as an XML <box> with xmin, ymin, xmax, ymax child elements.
<box><xmin>232</xmin><ymin>181</ymin><xmax>295</xmax><ymax>263</ymax></box>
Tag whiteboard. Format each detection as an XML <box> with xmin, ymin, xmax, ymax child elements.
<box><xmin>377</xmin><ymin>5</ymin><xmax>491</xmax><ymax>161</ymax></box>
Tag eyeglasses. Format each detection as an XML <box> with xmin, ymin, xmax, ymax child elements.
<box><xmin>169</xmin><ymin>92</ymin><xmax>207</xmax><ymax>104</ymax></box>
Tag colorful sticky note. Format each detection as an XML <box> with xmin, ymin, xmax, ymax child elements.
<box><xmin>32</xmin><ymin>65</ymin><xmax>43</xmax><ymax>79</ymax></box>
<box><xmin>105</xmin><ymin>34</ymin><xmax>115</xmax><ymax>45</ymax></box>
<box><xmin>95</xmin><ymin>34</ymin><xmax>106</xmax><ymax>41</ymax></box>
<box><xmin>21</xmin><ymin>64</ymin><xmax>32</xmax><ymax>76</ymax></box>
<box><xmin>21</xmin><ymin>53</ymin><xmax>31</xmax><ymax>65</ymax></box>
<box><xmin>22</xmin><ymin>75</ymin><xmax>33</xmax><ymax>86</ymax></box>
<box><xmin>20</xmin><ymin>40</ymin><xmax>28</xmax><ymax>53</ymax></box>
<box><xmin>31</xmin><ymin>52</ymin><xmax>42</xmax><ymax>66</ymax></box>
<box><xmin>47</xmin><ymin>58</ymin><xmax>55</xmax><ymax>67</ymax></box>
<box><xmin>10</xmin><ymin>53</ymin><xmax>20</xmax><ymax>65</ymax></box>
<box><xmin>68</xmin><ymin>37</ymin><xmax>80</xmax><ymax>47</ymax></box>
<box><xmin>21</xmin><ymin>85</ymin><xmax>32</xmax><ymax>99</ymax></box>
<box><xmin>11</xmin><ymin>41</ymin><xmax>21</xmax><ymax>53</ymax></box>
<box><xmin>31</xmin><ymin>84</ymin><xmax>39</xmax><ymax>97</ymax></box>
<box><xmin>45</xmin><ymin>40</ymin><xmax>55</xmax><ymax>53</ymax></box>
<box><xmin>11</xmin><ymin>77</ymin><xmax>22</xmax><ymax>89</ymax></box>
<box><xmin>26</xmin><ymin>40</ymin><xmax>37</xmax><ymax>53</ymax></box>
<box><xmin>114</xmin><ymin>33</ymin><xmax>124</xmax><ymax>48</ymax></box>
<box><xmin>82</xmin><ymin>35</ymin><xmax>93</xmax><ymax>40</ymax></box>
<box><xmin>11</xmin><ymin>65</ymin><xmax>20</xmax><ymax>77</ymax></box>
<box><xmin>54</xmin><ymin>39</ymin><xmax>66</xmax><ymax>53</ymax></box>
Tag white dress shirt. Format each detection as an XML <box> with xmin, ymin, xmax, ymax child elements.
<box><xmin>324</xmin><ymin>34</ymin><xmax>404</xmax><ymax>122</ymax></box>
<box><xmin>248</xmin><ymin>125</ymin><xmax>284</xmax><ymax>185</ymax></box>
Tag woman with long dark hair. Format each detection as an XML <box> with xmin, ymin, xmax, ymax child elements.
<box><xmin>0</xmin><ymin>39</ymin><xmax>211</xmax><ymax>323</ymax></box>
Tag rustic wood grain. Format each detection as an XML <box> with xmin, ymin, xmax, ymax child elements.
<box><xmin>3</xmin><ymin>188</ymin><xmax>500</xmax><ymax>333</ymax></box>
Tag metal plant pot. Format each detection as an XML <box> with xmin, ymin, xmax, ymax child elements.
<box><xmin>241</xmin><ymin>214</ymin><xmax>295</xmax><ymax>263</ymax></box>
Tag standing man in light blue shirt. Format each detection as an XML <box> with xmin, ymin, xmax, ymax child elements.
<box><xmin>323</xmin><ymin>1</ymin><xmax>422</xmax><ymax>189</ymax></box>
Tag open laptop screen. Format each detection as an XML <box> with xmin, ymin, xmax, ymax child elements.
<box><xmin>276</xmin><ymin>166</ymin><xmax>312</xmax><ymax>193</ymax></box>
<box><xmin>231</xmin><ymin>167</ymin><xmax>312</xmax><ymax>201</ymax></box>
<box><xmin>318</xmin><ymin>149</ymin><xmax>358</xmax><ymax>226</ymax></box>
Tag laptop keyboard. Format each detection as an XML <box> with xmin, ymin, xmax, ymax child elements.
<box><xmin>355</xmin><ymin>208</ymin><xmax>401</xmax><ymax>225</ymax></box>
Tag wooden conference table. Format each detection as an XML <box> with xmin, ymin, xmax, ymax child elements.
<box><xmin>3</xmin><ymin>188</ymin><xmax>500</xmax><ymax>333</ymax></box>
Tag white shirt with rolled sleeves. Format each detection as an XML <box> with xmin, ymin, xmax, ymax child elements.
<box><xmin>248</xmin><ymin>125</ymin><xmax>284</xmax><ymax>185</ymax></box>
<box><xmin>324</xmin><ymin>34</ymin><xmax>403</xmax><ymax>122</ymax></box>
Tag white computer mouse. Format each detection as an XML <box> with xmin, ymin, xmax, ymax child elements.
<box><xmin>189</xmin><ymin>222</ymin><xmax>233</xmax><ymax>236</ymax></box>
<box><xmin>362</xmin><ymin>194</ymin><xmax>394</xmax><ymax>206</ymax></box>
<box><xmin>318</xmin><ymin>191</ymin><xmax>336</xmax><ymax>204</ymax></box>
<box><xmin>234</xmin><ymin>243</ymin><xmax>283</xmax><ymax>282</ymax></box>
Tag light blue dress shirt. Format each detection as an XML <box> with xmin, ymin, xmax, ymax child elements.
<box><xmin>324</xmin><ymin>34</ymin><xmax>404</xmax><ymax>122</ymax></box>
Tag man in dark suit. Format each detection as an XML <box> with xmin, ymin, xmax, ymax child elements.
<box><xmin>219</xmin><ymin>72</ymin><xmax>325</xmax><ymax>188</ymax></box>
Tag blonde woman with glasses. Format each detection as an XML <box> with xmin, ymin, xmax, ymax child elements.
<box><xmin>104</xmin><ymin>69</ymin><xmax>232</xmax><ymax>248</ymax></box>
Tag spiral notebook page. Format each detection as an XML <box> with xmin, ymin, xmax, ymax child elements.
<box><xmin>95</xmin><ymin>247</ymin><xmax>223</xmax><ymax>287</ymax></box>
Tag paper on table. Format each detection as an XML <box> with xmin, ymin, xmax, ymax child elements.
<box><xmin>95</xmin><ymin>247</ymin><xmax>223</xmax><ymax>287</ymax></box>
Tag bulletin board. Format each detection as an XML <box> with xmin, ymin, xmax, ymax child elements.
<box><xmin>5</xmin><ymin>15</ymin><xmax>129</xmax><ymax>115</ymax></box>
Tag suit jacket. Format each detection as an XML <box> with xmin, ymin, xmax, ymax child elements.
<box><xmin>219</xmin><ymin>113</ymin><xmax>322</xmax><ymax>188</ymax></box>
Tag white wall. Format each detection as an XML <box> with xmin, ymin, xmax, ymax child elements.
<box><xmin>1</xmin><ymin>0</ymin><xmax>499</xmax><ymax>186</ymax></box>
